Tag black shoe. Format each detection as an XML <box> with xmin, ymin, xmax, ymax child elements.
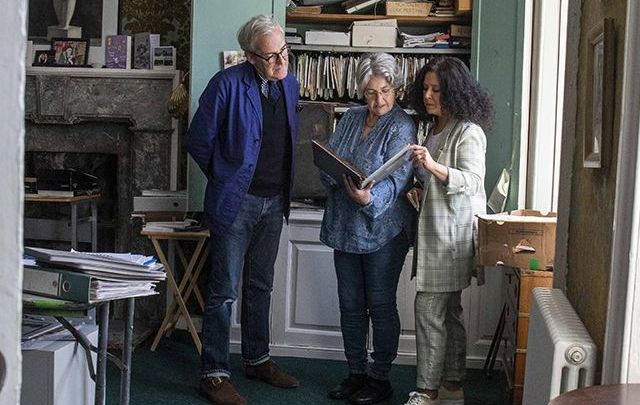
<box><xmin>349</xmin><ymin>377</ymin><xmax>393</xmax><ymax>405</ymax></box>
<box><xmin>328</xmin><ymin>374</ymin><xmax>368</xmax><ymax>400</ymax></box>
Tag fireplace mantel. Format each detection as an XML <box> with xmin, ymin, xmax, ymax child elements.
<box><xmin>25</xmin><ymin>67</ymin><xmax>181</xmax><ymax>189</ymax></box>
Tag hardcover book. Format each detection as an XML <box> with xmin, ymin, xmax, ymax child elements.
<box><xmin>133</xmin><ymin>32</ymin><xmax>160</xmax><ymax>69</ymax></box>
<box><xmin>312</xmin><ymin>140</ymin><xmax>411</xmax><ymax>189</ymax></box>
<box><xmin>105</xmin><ymin>35</ymin><xmax>132</xmax><ymax>69</ymax></box>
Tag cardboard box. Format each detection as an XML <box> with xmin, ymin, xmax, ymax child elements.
<box><xmin>450</xmin><ymin>24</ymin><xmax>472</xmax><ymax>38</ymax></box>
<box><xmin>477</xmin><ymin>209</ymin><xmax>557</xmax><ymax>270</ymax></box>
<box><xmin>305</xmin><ymin>30</ymin><xmax>351</xmax><ymax>46</ymax></box>
<box><xmin>456</xmin><ymin>0</ymin><xmax>472</xmax><ymax>12</ymax></box>
<box><xmin>386</xmin><ymin>1</ymin><xmax>432</xmax><ymax>17</ymax></box>
<box><xmin>352</xmin><ymin>19</ymin><xmax>398</xmax><ymax>48</ymax></box>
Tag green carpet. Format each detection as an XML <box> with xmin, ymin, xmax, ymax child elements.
<box><xmin>107</xmin><ymin>331</ymin><xmax>507</xmax><ymax>404</ymax></box>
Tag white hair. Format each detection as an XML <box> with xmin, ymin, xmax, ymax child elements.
<box><xmin>237</xmin><ymin>14</ymin><xmax>284</xmax><ymax>54</ymax></box>
<box><xmin>355</xmin><ymin>53</ymin><xmax>401</xmax><ymax>96</ymax></box>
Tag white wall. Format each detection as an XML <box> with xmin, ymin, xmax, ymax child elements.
<box><xmin>0</xmin><ymin>1</ymin><xmax>25</xmax><ymax>404</ymax></box>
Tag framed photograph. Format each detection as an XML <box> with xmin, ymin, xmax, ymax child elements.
<box><xmin>51</xmin><ymin>38</ymin><xmax>90</xmax><ymax>66</ymax></box>
<box><xmin>223</xmin><ymin>50</ymin><xmax>246</xmax><ymax>69</ymax></box>
<box><xmin>152</xmin><ymin>46</ymin><xmax>176</xmax><ymax>70</ymax></box>
<box><xmin>27</xmin><ymin>0</ymin><xmax>118</xmax><ymax>67</ymax></box>
<box><xmin>584</xmin><ymin>18</ymin><xmax>615</xmax><ymax>169</ymax></box>
<box><xmin>33</xmin><ymin>50</ymin><xmax>56</xmax><ymax>66</ymax></box>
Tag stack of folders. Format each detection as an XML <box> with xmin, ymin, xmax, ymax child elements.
<box><xmin>23</xmin><ymin>247</ymin><xmax>166</xmax><ymax>304</ymax></box>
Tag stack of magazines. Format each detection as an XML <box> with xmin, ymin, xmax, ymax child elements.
<box><xmin>23</xmin><ymin>247</ymin><xmax>166</xmax><ymax>303</ymax></box>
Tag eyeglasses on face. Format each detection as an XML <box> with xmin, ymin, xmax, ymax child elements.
<box><xmin>363</xmin><ymin>87</ymin><xmax>395</xmax><ymax>99</ymax></box>
<box><xmin>252</xmin><ymin>45</ymin><xmax>290</xmax><ymax>64</ymax></box>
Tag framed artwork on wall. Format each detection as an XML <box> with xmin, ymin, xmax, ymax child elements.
<box><xmin>583</xmin><ymin>18</ymin><xmax>615</xmax><ymax>169</ymax></box>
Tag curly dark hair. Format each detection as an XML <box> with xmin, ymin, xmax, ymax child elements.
<box><xmin>409</xmin><ymin>57</ymin><xmax>494</xmax><ymax>131</ymax></box>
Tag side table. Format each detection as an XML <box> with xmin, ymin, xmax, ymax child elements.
<box><xmin>141</xmin><ymin>229</ymin><xmax>210</xmax><ymax>354</ymax></box>
<box><xmin>24</xmin><ymin>194</ymin><xmax>100</xmax><ymax>252</ymax></box>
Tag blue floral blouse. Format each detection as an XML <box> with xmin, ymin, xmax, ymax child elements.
<box><xmin>319</xmin><ymin>104</ymin><xmax>417</xmax><ymax>253</ymax></box>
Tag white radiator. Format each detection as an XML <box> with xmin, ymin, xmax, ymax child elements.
<box><xmin>522</xmin><ymin>288</ymin><xmax>597</xmax><ymax>405</ymax></box>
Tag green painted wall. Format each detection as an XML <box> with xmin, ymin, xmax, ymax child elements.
<box><xmin>187</xmin><ymin>0</ymin><xmax>283</xmax><ymax>210</ymax></box>
<box><xmin>471</xmin><ymin>0</ymin><xmax>525</xmax><ymax>210</ymax></box>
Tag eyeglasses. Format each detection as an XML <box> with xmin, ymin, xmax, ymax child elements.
<box><xmin>363</xmin><ymin>87</ymin><xmax>395</xmax><ymax>99</ymax></box>
<box><xmin>252</xmin><ymin>45</ymin><xmax>290</xmax><ymax>64</ymax></box>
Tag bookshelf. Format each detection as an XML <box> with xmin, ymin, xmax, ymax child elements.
<box><xmin>290</xmin><ymin>44</ymin><xmax>471</xmax><ymax>55</ymax></box>
<box><xmin>286</xmin><ymin>11</ymin><xmax>471</xmax><ymax>25</ymax></box>
<box><xmin>286</xmin><ymin>7</ymin><xmax>473</xmax><ymax>104</ymax></box>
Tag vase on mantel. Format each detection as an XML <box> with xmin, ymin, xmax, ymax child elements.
<box><xmin>47</xmin><ymin>0</ymin><xmax>82</xmax><ymax>39</ymax></box>
<box><xmin>53</xmin><ymin>0</ymin><xmax>76</xmax><ymax>29</ymax></box>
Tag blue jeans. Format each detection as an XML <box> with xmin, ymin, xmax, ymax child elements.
<box><xmin>333</xmin><ymin>231</ymin><xmax>410</xmax><ymax>381</ymax></box>
<box><xmin>201</xmin><ymin>194</ymin><xmax>284</xmax><ymax>378</ymax></box>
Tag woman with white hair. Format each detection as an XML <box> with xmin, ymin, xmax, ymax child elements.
<box><xmin>319</xmin><ymin>53</ymin><xmax>417</xmax><ymax>405</ymax></box>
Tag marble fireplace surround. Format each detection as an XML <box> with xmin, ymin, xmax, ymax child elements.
<box><xmin>25</xmin><ymin>67</ymin><xmax>181</xmax><ymax>252</ymax></box>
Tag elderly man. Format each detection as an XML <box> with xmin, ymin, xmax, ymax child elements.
<box><xmin>186</xmin><ymin>14</ymin><xmax>299</xmax><ymax>405</ymax></box>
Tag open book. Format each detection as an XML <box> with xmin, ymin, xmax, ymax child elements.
<box><xmin>312</xmin><ymin>140</ymin><xmax>412</xmax><ymax>189</ymax></box>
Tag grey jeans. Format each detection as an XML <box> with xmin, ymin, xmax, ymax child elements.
<box><xmin>414</xmin><ymin>291</ymin><xmax>466</xmax><ymax>390</ymax></box>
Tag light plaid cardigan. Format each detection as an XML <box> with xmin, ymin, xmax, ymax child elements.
<box><xmin>412</xmin><ymin>119</ymin><xmax>487</xmax><ymax>292</ymax></box>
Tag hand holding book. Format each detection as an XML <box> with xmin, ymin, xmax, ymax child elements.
<box><xmin>312</xmin><ymin>140</ymin><xmax>412</xmax><ymax>189</ymax></box>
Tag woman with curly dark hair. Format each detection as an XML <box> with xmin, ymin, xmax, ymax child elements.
<box><xmin>403</xmin><ymin>57</ymin><xmax>493</xmax><ymax>405</ymax></box>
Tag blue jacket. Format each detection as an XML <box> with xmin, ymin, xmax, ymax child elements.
<box><xmin>186</xmin><ymin>62</ymin><xmax>299</xmax><ymax>236</ymax></box>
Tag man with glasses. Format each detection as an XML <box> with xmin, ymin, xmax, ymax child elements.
<box><xmin>186</xmin><ymin>14</ymin><xmax>299</xmax><ymax>405</ymax></box>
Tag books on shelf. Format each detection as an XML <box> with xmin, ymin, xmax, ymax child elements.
<box><xmin>133</xmin><ymin>32</ymin><xmax>160</xmax><ymax>69</ymax></box>
<box><xmin>312</xmin><ymin>140</ymin><xmax>412</xmax><ymax>189</ymax></box>
<box><xmin>105</xmin><ymin>35</ymin><xmax>132</xmax><ymax>69</ymax></box>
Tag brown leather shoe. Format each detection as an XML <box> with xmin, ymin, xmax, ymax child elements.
<box><xmin>244</xmin><ymin>359</ymin><xmax>299</xmax><ymax>388</ymax></box>
<box><xmin>199</xmin><ymin>376</ymin><xmax>246</xmax><ymax>405</ymax></box>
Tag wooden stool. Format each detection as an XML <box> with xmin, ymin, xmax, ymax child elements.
<box><xmin>548</xmin><ymin>384</ymin><xmax>640</xmax><ymax>405</ymax></box>
<box><xmin>141</xmin><ymin>229</ymin><xmax>210</xmax><ymax>354</ymax></box>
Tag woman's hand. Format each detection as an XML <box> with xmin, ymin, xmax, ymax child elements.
<box><xmin>409</xmin><ymin>144</ymin><xmax>435</xmax><ymax>172</ymax></box>
<box><xmin>343</xmin><ymin>175</ymin><xmax>372</xmax><ymax>205</ymax></box>
<box><xmin>409</xmin><ymin>144</ymin><xmax>449</xmax><ymax>184</ymax></box>
<box><xmin>406</xmin><ymin>187</ymin><xmax>422</xmax><ymax>211</ymax></box>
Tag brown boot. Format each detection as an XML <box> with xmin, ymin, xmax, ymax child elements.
<box><xmin>244</xmin><ymin>359</ymin><xmax>299</xmax><ymax>388</ymax></box>
<box><xmin>199</xmin><ymin>376</ymin><xmax>246</xmax><ymax>405</ymax></box>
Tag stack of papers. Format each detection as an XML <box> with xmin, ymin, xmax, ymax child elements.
<box><xmin>399</xmin><ymin>31</ymin><xmax>449</xmax><ymax>48</ymax></box>
<box><xmin>23</xmin><ymin>247</ymin><xmax>166</xmax><ymax>303</ymax></box>
<box><xmin>142</xmin><ymin>219</ymin><xmax>199</xmax><ymax>232</ymax></box>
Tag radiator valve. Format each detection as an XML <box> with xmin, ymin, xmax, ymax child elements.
<box><xmin>565</xmin><ymin>345</ymin><xmax>587</xmax><ymax>365</ymax></box>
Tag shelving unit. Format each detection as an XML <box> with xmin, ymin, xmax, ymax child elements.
<box><xmin>286</xmin><ymin>9</ymin><xmax>473</xmax><ymax>103</ymax></box>
<box><xmin>290</xmin><ymin>44</ymin><xmax>470</xmax><ymax>55</ymax></box>
<box><xmin>286</xmin><ymin>12</ymin><xmax>471</xmax><ymax>25</ymax></box>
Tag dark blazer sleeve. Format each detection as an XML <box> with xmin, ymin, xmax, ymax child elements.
<box><xmin>185</xmin><ymin>75</ymin><xmax>228</xmax><ymax>177</ymax></box>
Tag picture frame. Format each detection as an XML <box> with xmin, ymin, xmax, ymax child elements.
<box><xmin>27</xmin><ymin>0</ymin><xmax>118</xmax><ymax>67</ymax></box>
<box><xmin>583</xmin><ymin>18</ymin><xmax>615</xmax><ymax>169</ymax></box>
<box><xmin>223</xmin><ymin>50</ymin><xmax>246</xmax><ymax>69</ymax></box>
<box><xmin>51</xmin><ymin>38</ymin><xmax>90</xmax><ymax>67</ymax></box>
<box><xmin>152</xmin><ymin>46</ymin><xmax>176</xmax><ymax>70</ymax></box>
<box><xmin>33</xmin><ymin>50</ymin><xmax>56</xmax><ymax>66</ymax></box>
